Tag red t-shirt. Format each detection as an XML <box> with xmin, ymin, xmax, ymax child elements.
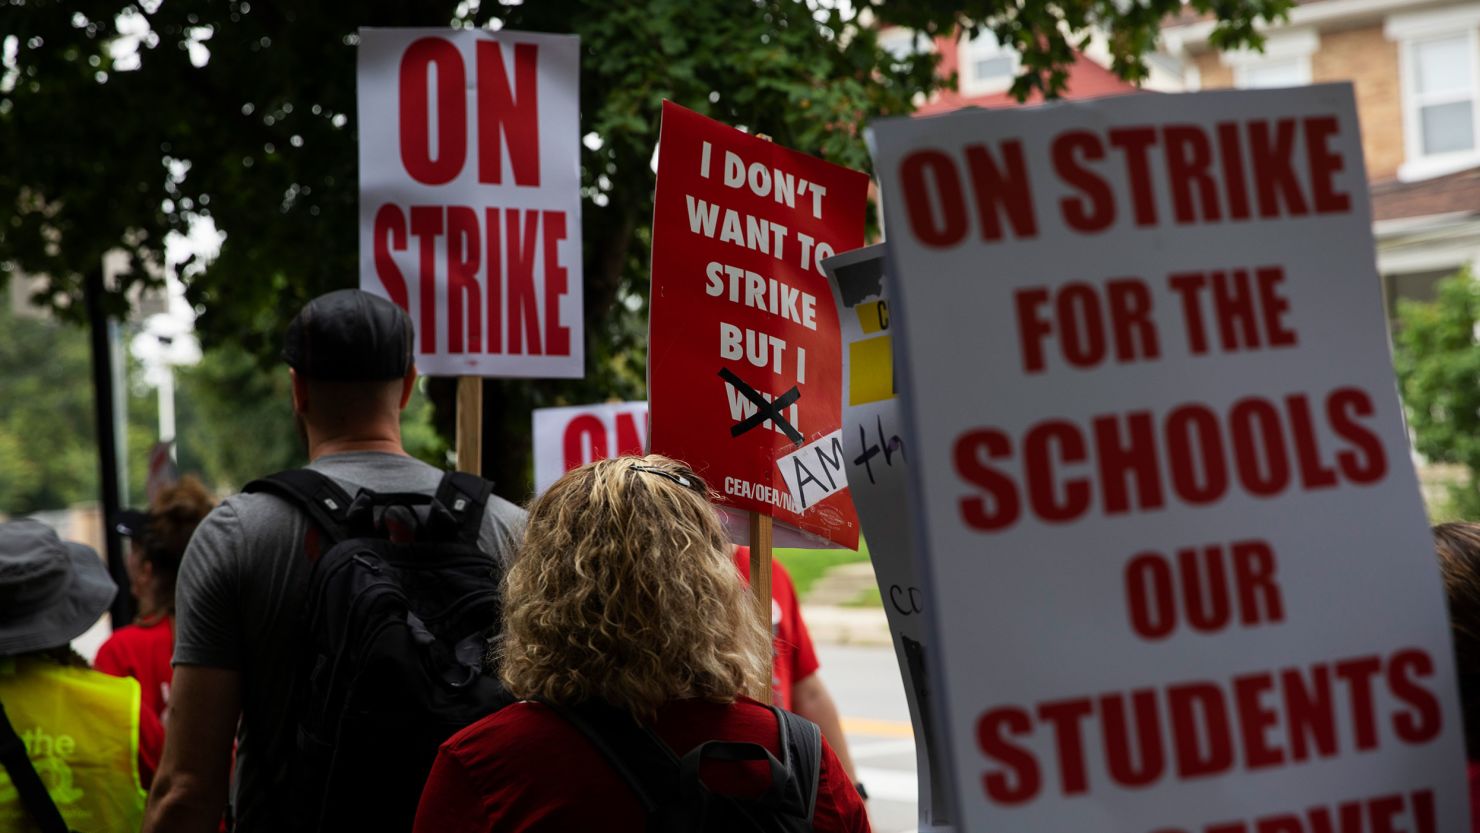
<box><xmin>413</xmin><ymin>698</ymin><xmax>870</xmax><ymax>833</ymax></box>
<box><xmin>733</xmin><ymin>547</ymin><xmax>820</xmax><ymax>711</ymax></box>
<box><xmin>1468</xmin><ymin>762</ymin><xmax>1480</xmax><ymax>832</ymax></box>
<box><xmin>138</xmin><ymin>702</ymin><xmax>163</xmax><ymax>788</ymax></box>
<box><xmin>95</xmin><ymin>614</ymin><xmax>174</xmax><ymax>724</ymax></box>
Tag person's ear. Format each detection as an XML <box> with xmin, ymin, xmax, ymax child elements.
<box><xmin>399</xmin><ymin>366</ymin><xmax>418</xmax><ymax>410</ymax></box>
<box><xmin>291</xmin><ymin>368</ymin><xmax>308</xmax><ymax>415</ymax></box>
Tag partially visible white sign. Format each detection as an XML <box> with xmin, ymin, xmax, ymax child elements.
<box><xmin>824</xmin><ymin>243</ymin><xmax>954</xmax><ymax>832</ymax></box>
<box><xmin>532</xmin><ymin>401</ymin><xmax>648</xmax><ymax>494</ymax></box>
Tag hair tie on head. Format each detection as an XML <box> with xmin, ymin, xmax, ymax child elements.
<box><xmin>628</xmin><ymin>465</ymin><xmax>703</xmax><ymax>494</ymax></box>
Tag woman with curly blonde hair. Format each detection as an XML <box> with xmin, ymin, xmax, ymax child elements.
<box><xmin>414</xmin><ymin>455</ymin><xmax>870</xmax><ymax>832</ymax></box>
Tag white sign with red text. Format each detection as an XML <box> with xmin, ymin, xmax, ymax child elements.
<box><xmin>532</xmin><ymin>402</ymin><xmax>649</xmax><ymax>494</ymax></box>
<box><xmin>358</xmin><ymin>28</ymin><xmax>582</xmax><ymax>378</ymax></box>
<box><xmin>871</xmin><ymin>85</ymin><xmax>1465</xmax><ymax>831</ymax></box>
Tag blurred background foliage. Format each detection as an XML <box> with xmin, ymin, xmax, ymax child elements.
<box><xmin>0</xmin><ymin>0</ymin><xmax>1285</xmax><ymax>506</ymax></box>
<box><xmin>1395</xmin><ymin>269</ymin><xmax>1480</xmax><ymax>521</ymax></box>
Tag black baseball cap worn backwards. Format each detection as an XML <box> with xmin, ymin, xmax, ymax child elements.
<box><xmin>283</xmin><ymin>289</ymin><xmax>415</xmax><ymax>382</ymax></box>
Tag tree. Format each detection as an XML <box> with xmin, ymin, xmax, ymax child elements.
<box><xmin>0</xmin><ymin>299</ymin><xmax>164</xmax><ymax>514</ymax></box>
<box><xmin>0</xmin><ymin>297</ymin><xmax>449</xmax><ymax>513</ymax></box>
<box><xmin>174</xmin><ymin>341</ymin><xmax>450</xmax><ymax>493</ymax></box>
<box><xmin>1394</xmin><ymin>270</ymin><xmax>1480</xmax><ymax>520</ymax></box>
<box><xmin>0</xmin><ymin>0</ymin><xmax>1287</xmax><ymax>497</ymax></box>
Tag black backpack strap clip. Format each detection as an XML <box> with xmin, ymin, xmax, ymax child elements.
<box><xmin>0</xmin><ymin>700</ymin><xmax>75</xmax><ymax>833</ymax></box>
<box><xmin>430</xmin><ymin>472</ymin><xmax>492</xmax><ymax>546</ymax></box>
<box><xmin>243</xmin><ymin>469</ymin><xmax>355</xmax><ymax>545</ymax></box>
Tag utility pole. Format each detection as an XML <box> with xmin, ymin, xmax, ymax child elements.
<box><xmin>84</xmin><ymin>263</ymin><xmax>134</xmax><ymax>627</ymax></box>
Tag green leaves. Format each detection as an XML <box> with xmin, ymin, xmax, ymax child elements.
<box><xmin>2</xmin><ymin>0</ymin><xmax>1287</xmax><ymax>495</ymax></box>
<box><xmin>1394</xmin><ymin>270</ymin><xmax>1480</xmax><ymax>519</ymax></box>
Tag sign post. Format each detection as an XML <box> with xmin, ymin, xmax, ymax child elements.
<box><xmin>456</xmin><ymin>376</ymin><xmax>482</xmax><ymax>474</ymax></box>
<box><xmin>871</xmin><ymin>84</ymin><xmax>1467</xmax><ymax>831</ymax></box>
<box><xmin>748</xmin><ymin>512</ymin><xmax>774</xmax><ymax>702</ymax></box>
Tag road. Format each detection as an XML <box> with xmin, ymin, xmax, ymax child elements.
<box><xmin>816</xmin><ymin>643</ymin><xmax>922</xmax><ymax>833</ymax></box>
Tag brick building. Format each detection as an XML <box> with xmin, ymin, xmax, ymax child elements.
<box><xmin>1161</xmin><ymin>0</ymin><xmax>1480</xmax><ymax>320</ymax></box>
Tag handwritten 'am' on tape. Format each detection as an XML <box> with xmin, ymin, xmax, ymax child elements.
<box><xmin>777</xmin><ymin>429</ymin><xmax>849</xmax><ymax>510</ymax></box>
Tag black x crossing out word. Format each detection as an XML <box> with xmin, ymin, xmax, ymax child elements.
<box><xmin>718</xmin><ymin>368</ymin><xmax>803</xmax><ymax>445</ymax></box>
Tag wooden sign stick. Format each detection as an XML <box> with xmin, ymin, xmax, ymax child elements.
<box><xmin>456</xmin><ymin>376</ymin><xmax>482</xmax><ymax>475</ymax></box>
<box><xmin>749</xmin><ymin>510</ymin><xmax>774</xmax><ymax>704</ymax></box>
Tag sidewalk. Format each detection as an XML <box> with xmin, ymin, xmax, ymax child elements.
<box><xmin>799</xmin><ymin>559</ymin><xmax>893</xmax><ymax>646</ymax></box>
<box><xmin>801</xmin><ymin>603</ymin><xmax>892</xmax><ymax>646</ymax></box>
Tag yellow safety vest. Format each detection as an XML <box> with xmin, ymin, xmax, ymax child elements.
<box><xmin>0</xmin><ymin>657</ymin><xmax>147</xmax><ymax>833</ymax></box>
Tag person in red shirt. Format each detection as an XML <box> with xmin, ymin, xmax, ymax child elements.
<box><xmin>414</xmin><ymin>456</ymin><xmax>870</xmax><ymax>833</ymax></box>
<box><xmin>733</xmin><ymin>546</ymin><xmax>863</xmax><ymax>798</ymax></box>
<box><xmin>96</xmin><ymin>476</ymin><xmax>216</xmax><ymax>726</ymax></box>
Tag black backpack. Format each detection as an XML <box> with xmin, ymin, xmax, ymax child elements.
<box><xmin>543</xmin><ymin>698</ymin><xmax>822</xmax><ymax>832</ymax></box>
<box><xmin>244</xmin><ymin>469</ymin><xmax>513</xmax><ymax>833</ymax></box>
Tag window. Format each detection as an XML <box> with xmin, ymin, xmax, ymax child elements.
<box><xmin>1389</xmin><ymin>7</ymin><xmax>1480</xmax><ymax>180</ymax></box>
<box><xmin>1234</xmin><ymin>57</ymin><xmax>1310</xmax><ymax>89</ymax></box>
<box><xmin>1410</xmin><ymin>35</ymin><xmax>1477</xmax><ymax>157</ymax></box>
<box><xmin>877</xmin><ymin>27</ymin><xmax>924</xmax><ymax>62</ymax></box>
<box><xmin>959</xmin><ymin>29</ymin><xmax>1017</xmax><ymax>96</ymax></box>
<box><xmin>1383</xmin><ymin>268</ymin><xmax>1453</xmax><ymax>321</ymax></box>
<box><xmin>1223</xmin><ymin>29</ymin><xmax>1316</xmax><ymax>91</ymax></box>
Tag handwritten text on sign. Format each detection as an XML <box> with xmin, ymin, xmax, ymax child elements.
<box><xmin>357</xmin><ymin>29</ymin><xmax>583</xmax><ymax>378</ymax></box>
<box><xmin>648</xmin><ymin>102</ymin><xmax>867</xmax><ymax>547</ymax></box>
<box><xmin>871</xmin><ymin>85</ymin><xmax>1465</xmax><ymax>832</ymax></box>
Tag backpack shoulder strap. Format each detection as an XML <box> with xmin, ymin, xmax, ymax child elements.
<box><xmin>243</xmin><ymin>469</ymin><xmax>354</xmax><ymax>545</ymax></box>
<box><xmin>431</xmin><ymin>472</ymin><xmax>492</xmax><ymax>546</ymax></box>
<box><xmin>0</xmin><ymin>700</ymin><xmax>73</xmax><ymax>833</ymax></box>
<box><xmin>772</xmin><ymin>707</ymin><xmax>823</xmax><ymax>823</ymax></box>
<box><xmin>537</xmin><ymin>699</ymin><xmax>680</xmax><ymax>816</ymax></box>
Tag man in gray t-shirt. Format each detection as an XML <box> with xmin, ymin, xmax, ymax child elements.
<box><xmin>143</xmin><ymin>291</ymin><xmax>525</xmax><ymax>833</ymax></box>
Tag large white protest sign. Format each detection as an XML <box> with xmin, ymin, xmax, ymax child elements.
<box><xmin>823</xmin><ymin>244</ymin><xmax>954</xmax><ymax>832</ymax></box>
<box><xmin>358</xmin><ymin>29</ymin><xmax>582</xmax><ymax>378</ymax></box>
<box><xmin>532</xmin><ymin>402</ymin><xmax>649</xmax><ymax>494</ymax></box>
<box><xmin>870</xmin><ymin>85</ymin><xmax>1465</xmax><ymax>831</ymax></box>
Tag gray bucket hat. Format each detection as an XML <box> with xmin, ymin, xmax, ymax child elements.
<box><xmin>0</xmin><ymin>519</ymin><xmax>117</xmax><ymax>656</ymax></box>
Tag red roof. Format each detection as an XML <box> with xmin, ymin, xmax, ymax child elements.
<box><xmin>914</xmin><ymin>36</ymin><xmax>1140</xmax><ymax>115</ymax></box>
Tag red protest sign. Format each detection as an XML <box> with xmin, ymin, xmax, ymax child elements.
<box><xmin>648</xmin><ymin>102</ymin><xmax>867</xmax><ymax>548</ymax></box>
<box><xmin>357</xmin><ymin>29</ymin><xmax>583</xmax><ymax>379</ymax></box>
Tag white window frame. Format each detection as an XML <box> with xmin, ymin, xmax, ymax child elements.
<box><xmin>1233</xmin><ymin>57</ymin><xmax>1312</xmax><ymax>89</ymax></box>
<box><xmin>1221</xmin><ymin>28</ymin><xmax>1317</xmax><ymax>89</ymax></box>
<box><xmin>1388</xmin><ymin>5</ymin><xmax>1480</xmax><ymax>181</ymax></box>
<box><xmin>959</xmin><ymin>29</ymin><xmax>1018</xmax><ymax>97</ymax></box>
<box><xmin>877</xmin><ymin>27</ymin><xmax>924</xmax><ymax>62</ymax></box>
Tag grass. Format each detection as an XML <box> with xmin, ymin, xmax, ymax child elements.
<box><xmin>842</xmin><ymin>586</ymin><xmax>882</xmax><ymax>608</ymax></box>
<box><xmin>773</xmin><ymin>540</ymin><xmax>870</xmax><ymax>599</ymax></box>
